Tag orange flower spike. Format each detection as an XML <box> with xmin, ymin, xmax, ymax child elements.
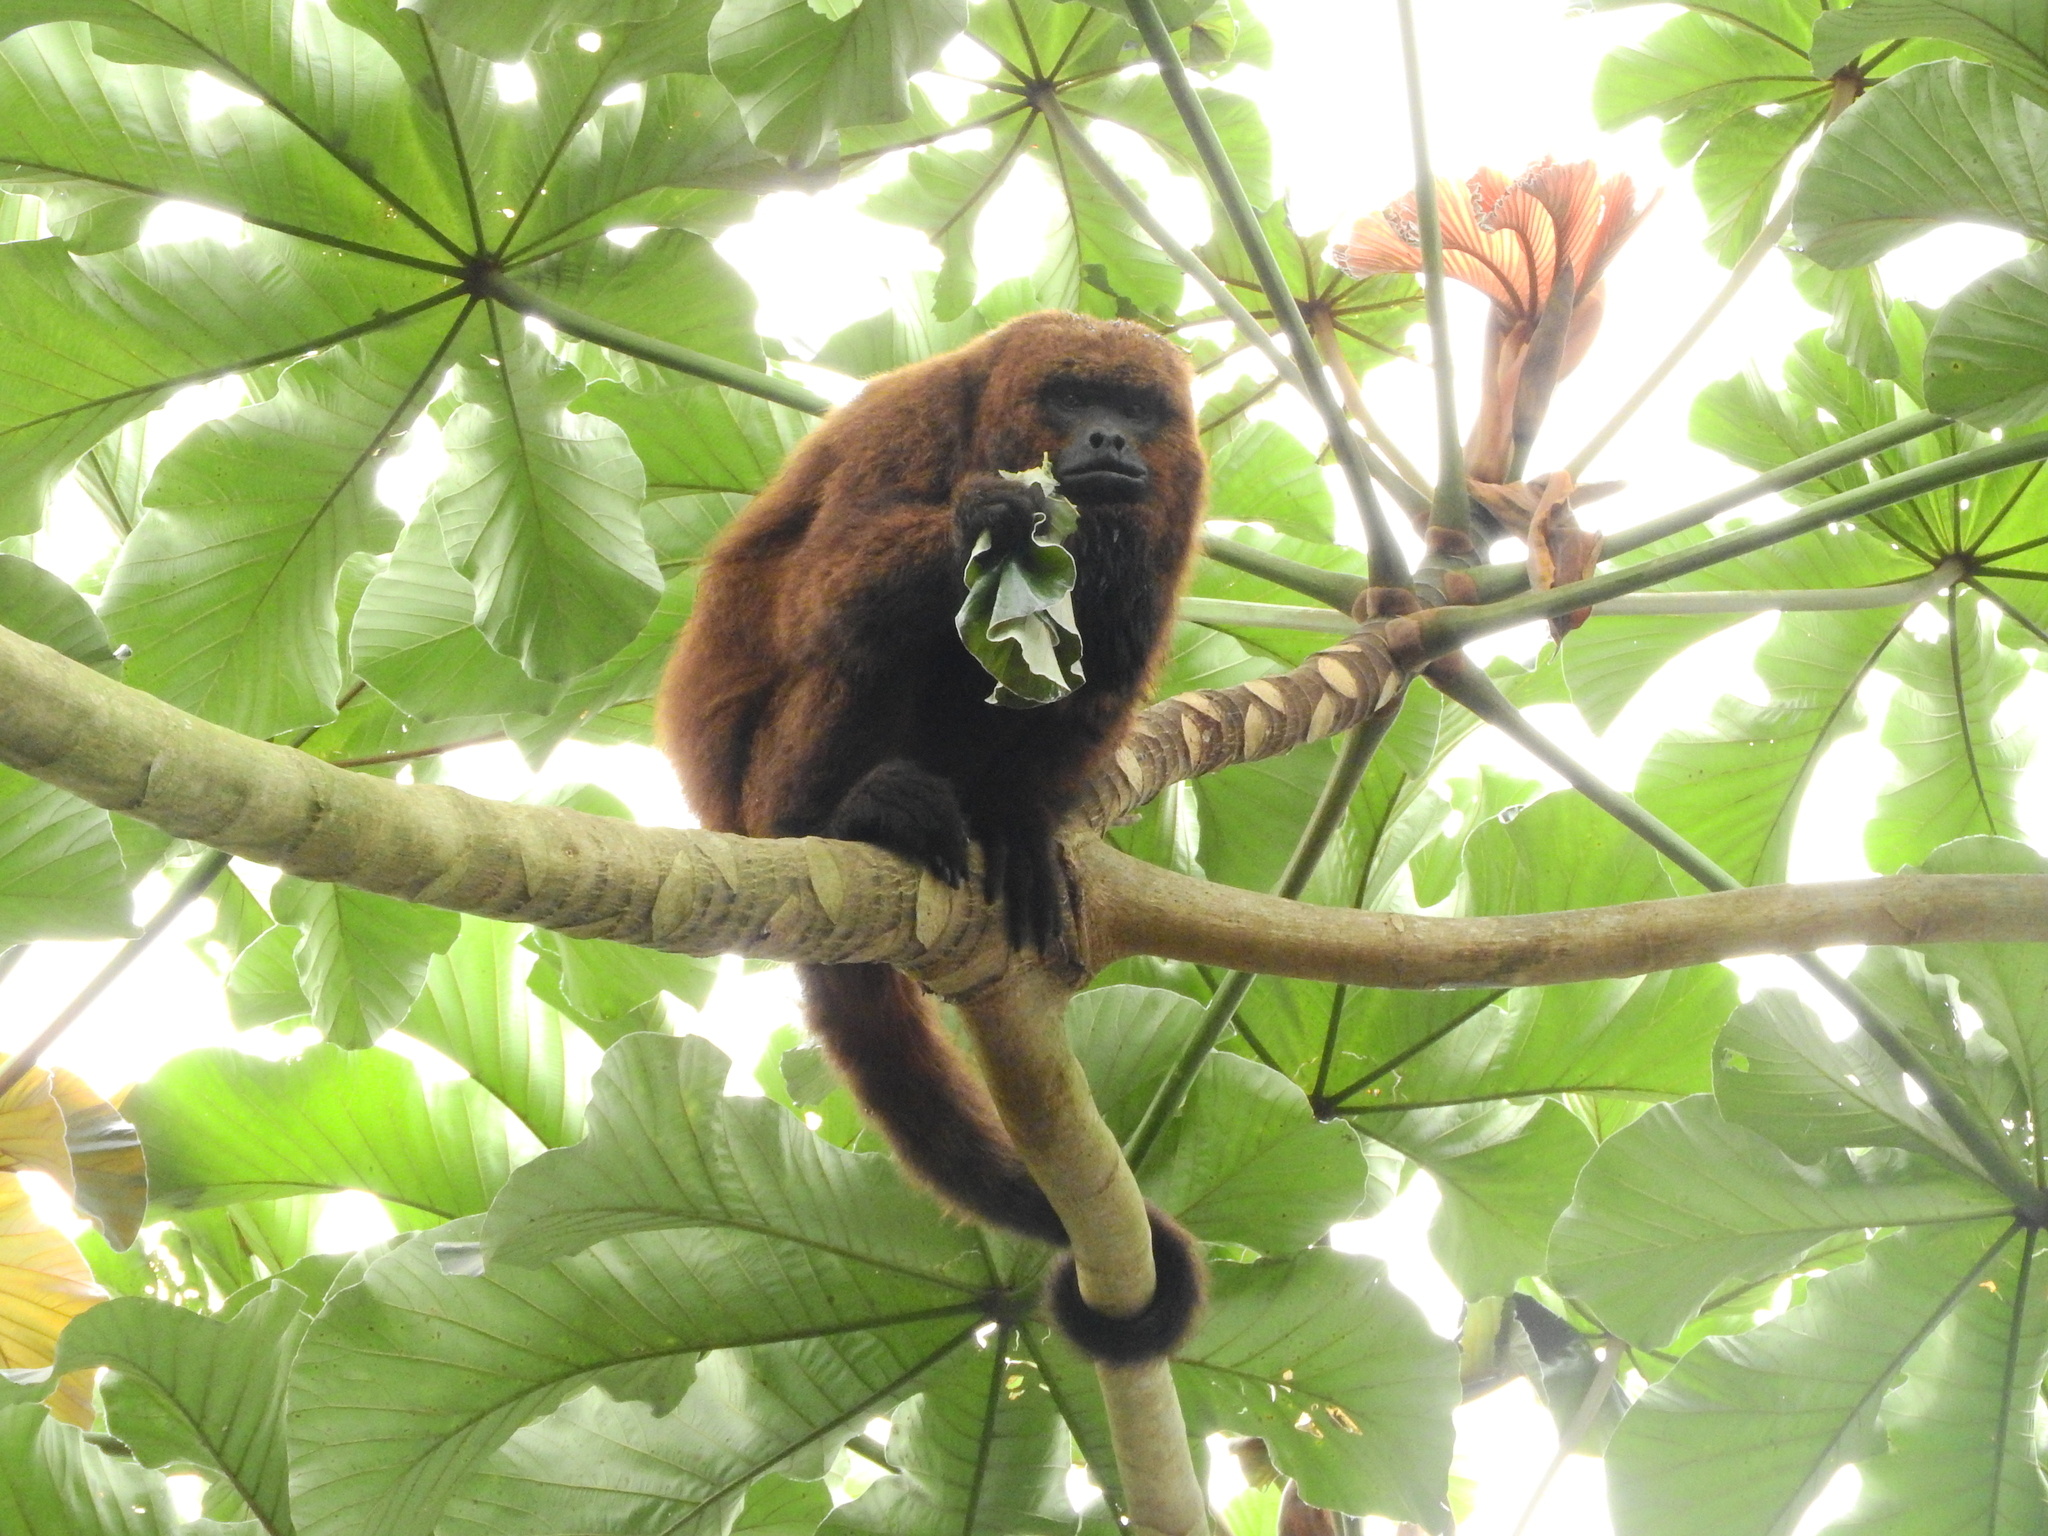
<box><xmin>1329</xmin><ymin>159</ymin><xmax>1651</xmax><ymax>485</ymax></box>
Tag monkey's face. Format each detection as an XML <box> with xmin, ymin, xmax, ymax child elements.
<box><xmin>1038</xmin><ymin>375</ymin><xmax>1169</xmax><ymax>506</ymax></box>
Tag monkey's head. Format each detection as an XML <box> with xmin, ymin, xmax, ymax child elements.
<box><xmin>967</xmin><ymin>312</ymin><xmax>1202</xmax><ymax>513</ymax></box>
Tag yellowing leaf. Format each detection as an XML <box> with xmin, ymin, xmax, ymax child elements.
<box><xmin>0</xmin><ymin>1172</ymin><xmax>102</xmax><ymax>1385</ymax></box>
<box><xmin>0</xmin><ymin>1067</ymin><xmax>70</xmax><ymax>1187</ymax></box>
<box><xmin>48</xmin><ymin>1071</ymin><xmax>146</xmax><ymax>1251</ymax></box>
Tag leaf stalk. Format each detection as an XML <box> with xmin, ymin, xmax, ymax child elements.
<box><xmin>479</xmin><ymin>273</ymin><xmax>833</xmax><ymax>416</ymax></box>
<box><xmin>1393</xmin><ymin>0</ymin><xmax>1468</xmax><ymax>542</ymax></box>
<box><xmin>1122</xmin><ymin>0</ymin><xmax>1410</xmax><ymax>589</ymax></box>
<box><xmin>1124</xmin><ymin>705</ymin><xmax>1403</xmax><ymax>1171</ymax></box>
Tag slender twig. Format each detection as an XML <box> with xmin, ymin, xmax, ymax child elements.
<box><xmin>1596</xmin><ymin>558</ymin><xmax>1963</xmax><ymax>614</ymax></box>
<box><xmin>1562</xmin><ymin>76</ymin><xmax>1860</xmax><ymax>481</ymax></box>
<box><xmin>1180</xmin><ymin>597</ymin><xmax>1355</xmax><ymax>633</ymax></box>
<box><xmin>0</xmin><ymin>851</ymin><xmax>230</xmax><ymax>1098</ymax></box>
<box><xmin>479</xmin><ymin>274</ymin><xmax>832</xmax><ymax>416</ymax></box>
<box><xmin>1125</xmin><ymin>706</ymin><xmax>1403</xmax><ymax>1171</ymax></box>
<box><xmin>1123</xmin><ymin>0</ymin><xmax>1410</xmax><ymax>589</ymax></box>
<box><xmin>1200</xmin><ymin>534</ymin><xmax>1365</xmax><ymax>611</ymax></box>
<box><xmin>1426</xmin><ymin>434</ymin><xmax>2048</xmax><ymax>654</ymax></box>
<box><xmin>845</xmin><ymin>1433</ymin><xmax>897</xmax><ymax>1473</ymax></box>
<box><xmin>1508</xmin><ymin>1340</ymin><xmax>1620</xmax><ymax>1536</ymax></box>
<box><xmin>324</xmin><ymin>733</ymin><xmax>511</xmax><ymax>770</ymax></box>
<box><xmin>1311</xmin><ymin>313</ymin><xmax>1433</xmax><ymax>516</ymax></box>
<box><xmin>1040</xmin><ymin>94</ymin><xmax>1301</xmax><ymax>388</ymax></box>
<box><xmin>1394</xmin><ymin>0</ymin><xmax>1467</xmax><ymax>539</ymax></box>
<box><xmin>1182</xmin><ymin>562</ymin><xmax>1961</xmax><ymax>633</ymax></box>
<box><xmin>1431</xmin><ymin>665</ymin><xmax>2047</xmax><ymax>1218</ymax></box>
<box><xmin>1040</xmin><ymin>94</ymin><xmax>1427</xmax><ymax>525</ymax></box>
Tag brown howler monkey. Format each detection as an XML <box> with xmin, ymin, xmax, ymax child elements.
<box><xmin>657</xmin><ymin>311</ymin><xmax>1207</xmax><ymax>1363</ymax></box>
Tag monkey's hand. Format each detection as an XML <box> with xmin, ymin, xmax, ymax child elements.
<box><xmin>953</xmin><ymin>474</ymin><xmax>1052</xmax><ymax>568</ymax></box>
<box><xmin>978</xmin><ymin>809</ymin><xmax>1079</xmax><ymax>958</ymax></box>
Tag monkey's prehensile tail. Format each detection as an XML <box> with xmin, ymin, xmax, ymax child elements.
<box><xmin>799</xmin><ymin>962</ymin><xmax>1204</xmax><ymax>1361</ymax></box>
<box><xmin>801</xmin><ymin>962</ymin><xmax>1067</xmax><ymax>1243</ymax></box>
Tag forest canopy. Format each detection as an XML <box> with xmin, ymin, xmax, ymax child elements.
<box><xmin>2</xmin><ymin>0</ymin><xmax>2048</xmax><ymax>1534</ymax></box>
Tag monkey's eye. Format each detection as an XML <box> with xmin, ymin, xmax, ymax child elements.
<box><xmin>1050</xmin><ymin>384</ymin><xmax>1089</xmax><ymax>410</ymax></box>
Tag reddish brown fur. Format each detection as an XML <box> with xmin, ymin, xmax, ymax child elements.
<box><xmin>659</xmin><ymin>311</ymin><xmax>1203</xmax><ymax>842</ymax></box>
<box><xmin>656</xmin><ymin>311</ymin><xmax>1207</xmax><ymax>1360</ymax></box>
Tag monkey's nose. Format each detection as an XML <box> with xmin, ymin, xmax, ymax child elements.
<box><xmin>1088</xmin><ymin>430</ymin><xmax>1127</xmax><ymax>450</ymax></box>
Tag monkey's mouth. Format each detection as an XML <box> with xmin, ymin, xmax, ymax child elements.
<box><xmin>1055</xmin><ymin>461</ymin><xmax>1149</xmax><ymax>501</ymax></box>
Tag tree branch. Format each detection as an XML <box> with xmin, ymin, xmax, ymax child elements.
<box><xmin>1426</xmin><ymin>433</ymin><xmax>2048</xmax><ymax>652</ymax></box>
<box><xmin>1079</xmin><ymin>841</ymin><xmax>2048</xmax><ymax>988</ymax></box>
<box><xmin>478</xmin><ymin>274</ymin><xmax>834</xmax><ymax>417</ymax></box>
<box><xmin>7</xmin><ymin>622</ymin><xmax>2047</xmax><ymax>994</ymax></box>
<box><xmin>955</xmin><ymin>966</ymin><xmax>1208</xmax><ymax>1536</ymax></box>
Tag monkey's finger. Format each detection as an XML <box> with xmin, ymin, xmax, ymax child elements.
<box><xmin>982</xmin><ymin>837</ymin><xmax>1009</xmax><ymax>908</ymax></box>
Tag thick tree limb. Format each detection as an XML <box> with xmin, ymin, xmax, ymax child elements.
<box><xmin>955</xmin><ymin>967</ymin><xmax>1206</xmax><ymax>1536</ymax></box>
<box><xmin>1081</xmin><ymin>842</ymin><xmax>2048</xmax><ymax>986</ymax></box>
<box><xmin>5</xmin><ymin>622</ymin><xmax>2047</xmax><ymax>991</ymax></box>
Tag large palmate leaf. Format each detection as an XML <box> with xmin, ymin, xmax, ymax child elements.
<box><xmin>287</xmin><ymin>1218</ymin><xmax>987</xmax><ymax>1536</ymax></box>
<box><xmin>1826</xmin><ymin>1229</ymin><xmax>2048</xmax><ymax>1535</ymax></box>
<box><xmin>1374</xmin><ymin>1101</ymin><xmax>1595</xmax><ymax>1301</ymax></box>
<box><xmin>123</xmin><ymin>1043</ymin><xmax>536</xmax><ymax>1219</ymax></box>
<box><xmin>101</xmin><ymin>318</ymin><xmax>462</xmax><ymax>737</ymax></box>
<box><xmin>0</xmin><ymin>22</ymin><xmax>446</xmax><ymax>262</ymax></box>
<box><xmin>1915</xmin><ymin>838</ymin><xmax>2048</xmax><ymax>1145</ymax></box>
<box><xmin>1066</xmin><ymin>986</ymin><xmax>1368</xmax><ymax>1253</ymax></box>
<box><xmin>1550</xmin><ymin>1096</ymin><xmax>2009</xmax><ymax>1349</ymax></box>
<box><xmin>0</xmin><ymin>0</ymin><xmax>475</xmax><ymax>241</ymax></box>
<box><xmin>707</xmin><ymin>0</ymin><xmax>966</xmax><ymax>163</ymax></box>
<box><xmin>860</xmin><ymin>138</ymin><xmax>1020</xmax><ymax>323</ymax></box>
<box><xmin>0</xmin><ymin>1402</ymin><xmax>232</xmax><ymax>1536</ymax></box>
<box><xmin>0</xmin><ymin>233</ymin><xmax>448</xmax><ymax>537</ymax></box>
<box><xmin>1794</xmin><ymin>62</ymin><xmax>2048</xmax><ymax>266</ymax></box>
<box><xmin>1793</xmin><ymin>60</ymin><xmax>2048</xmax><ymax>423</ymax></box>
<box><xmin>826</xmin><ymin>1339</ymin><xmax>1073</xmax><ymax>1535</ymax></box>
<box><xmin>0</xmin><ymin>552</ymin><xmax>121</xmax><ymax>673</ymax></box>
<box><xmin>1812</xmin><ymin>1</ymin><xmax>2048</xmax><ymax>109</ymax></box>
<box><xmin>347</xmin><ymin>511</ymin><xmax>568</xmax><ymax>724</ymax></box>
<box><xmin>400</xmin><ymin>917</ymin><xmax>582</xmax><ymax>1150</ymax></box>
<box><xmin>1865</xmin><ymin>592</ymin><xmax>2031</xmax><ymax>871</ymax></box>
<box><xmin>480</xmin><ymin>1032</ymin><xmax>982</xmax><ymax>1274</ymax></box>
<box><xmin>438</xmin><ymin>1333</ymin><xmax>966</xmax><ymax>1536</ymax></box>
<box><xmin>1206</xmin><ymin>421</ymin><xmax>1332</xmax><ymax>543</ymax></box>
<box><xmin>1928</xmin><ymin>246</ymin><xmax>2048</xmax><ymax>425</ymax></box>
<box><xmin>1636</xmin><ymin>607</ymin><xmax>1899</xmax><ymax>885</ymax></box>
<box><xmin>513</xmin><ymin>229</ymin><xmax>764</xmax><ymax>369</ymax></box>
<box><xmin>1172</xmin><ymin>1251</ymin><xmax>1459</xmax><ymax>1529</ymax></box>
<box><xmin>52</xmin><ymin>1283</ymin><xmax>309</xmax><ymax>1535</ymax></box>
<box><xmin>1592</xmin><ymin>2</ymin><xmax>1853</xmax><ymax>264</ymax></box>
<box><xmin>1605</xmin><ymin>1221</ymin><xmax>2028</xmax><ymax>1536</ymax></box>
<box><xmin>0</xmin><ymin>769</ymin><xmax>132</xmax><ymax>943</ymax></box>
<box><xmin>428</xmin><ymin>331</ymin><xmax>660</xmax><ymax>683</ymax></box>
<box><xmin>270</xmin><ymin>876</ymin><xmax>461</xmax><ymax>1048</ymax></box>
<box><xmin>574</xmin><ymin>378</ymin><xmax>808</xmax><ymax>498</ymax></box>
<box><xmin>1193</xmin><ymin>200</ymin><xmax>1421</xmax><ymax>380</ymax></box>
<box><xmin>1715</xmin><ymin>986</ymin><xmax>1984</xmax><ymax>1171</ymax></box>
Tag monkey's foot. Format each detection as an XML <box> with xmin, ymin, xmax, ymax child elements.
<box><xmin>825</xmin><ymin>759</ymin><xmax>972</xmax><ymax>888</ymax></box>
